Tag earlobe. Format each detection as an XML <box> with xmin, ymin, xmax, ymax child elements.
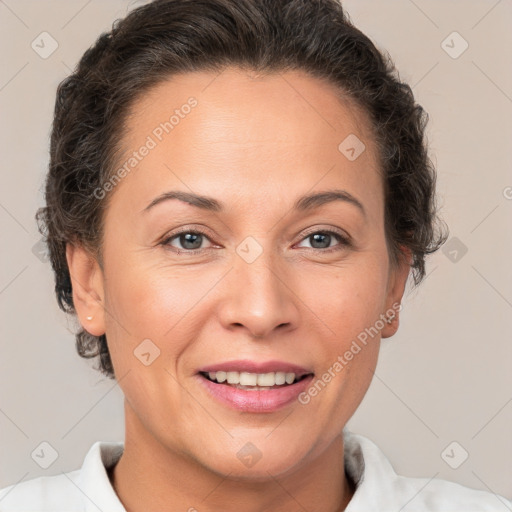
<box><xmin>65</xmin><ymin>243</ymin><xmax>106</xmax><ymax>337</ymax></box>
<box><xmin>381</xmin><ymin>246</ymin><xmax>412</xmax><ymax>339</ymax></box>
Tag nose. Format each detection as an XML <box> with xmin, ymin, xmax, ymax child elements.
<box><xmin>217</xmin><ymin>247</ymin><xmax>300</xmax><ymax>339</ymax></box>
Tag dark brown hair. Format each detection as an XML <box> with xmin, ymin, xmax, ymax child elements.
<box><xmin>36</xmin><ymin>0</ymin><xmax>448</xmax><ymax>379</ymax></box>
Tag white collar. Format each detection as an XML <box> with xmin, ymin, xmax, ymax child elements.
<box><xmin>78</xmin><ymin>440</ymin><xmax>125</xmax><ymax>511</ymax></box>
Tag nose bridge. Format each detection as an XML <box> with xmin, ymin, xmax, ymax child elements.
<box><xmin>219</xmin><ymin>236</ymin><xmax>299</xmax><ymax>337</ymax></box>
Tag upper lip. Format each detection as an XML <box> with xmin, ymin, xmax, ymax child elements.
<box><xmin>198</xmin><ymin>360</ymin><xmax>314</xmax><ymax>378</ymax></box>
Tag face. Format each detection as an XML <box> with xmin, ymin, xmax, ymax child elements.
<box><xmin>68</xmin><ymin>67</ymin><xmax>410</xmax><ymax>479</ymax></box>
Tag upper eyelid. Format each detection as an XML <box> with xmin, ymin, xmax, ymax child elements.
<box><xmin>298</xmin><ymin>225</ymin><xmax>350</xmax><ymax>241</ymax></box>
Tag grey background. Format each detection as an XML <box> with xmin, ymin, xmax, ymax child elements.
<box><xmin>1</xmin><ymin>0</ymin><xmax>511</xmax><ymax>502</ymax></box>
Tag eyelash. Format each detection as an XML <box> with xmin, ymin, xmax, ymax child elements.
<box><xmin>160</xmin><ymin>226</ymin><xmax>352</xmax><ymax>255</ymax></box>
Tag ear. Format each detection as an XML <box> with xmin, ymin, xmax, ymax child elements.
<box><xmin>381</xmin><ymin>246</ymin><xmax>412</xmax><ymax>339</ymax></box>
<box><xmin>65</xmin><ymin>243</ymin><xmax>106</xmax><ymax>337</ymax></box>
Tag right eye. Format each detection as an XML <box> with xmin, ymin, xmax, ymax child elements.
<box><xmin>161</xmin><ymin>228</ymin><xmax>215</xmax><ymax>253</ymax></box>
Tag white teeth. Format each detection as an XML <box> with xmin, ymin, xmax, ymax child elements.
<box><xmin>274</xmin><ymin>372</ymin><xmax>286</xmax><ymax>385</ymax></box>
<box><xmin>226</xmin><ymin>371</ymin><xmax>239</xmax><ymax>384</ymax></box>
<box><xmin>240</xmin><ymin>372</ymin><xmax>258</xmax><ymax>386</ymax></box>
<box><xmin>216</xmin><ymin>371</ymin><xmax>227</xmax><ymax>382</ymax></box>
<box><xmin>256</xmin><ymin>373</ymin><xmax>275</xmax><ymax>386</ymax></box>
<box><xmin>206</xmin><ymin>371</ymin><xmax>300</xmax><ymax>386</ymax></box>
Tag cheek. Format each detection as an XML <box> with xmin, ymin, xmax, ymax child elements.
<box><xmin>102</xmin><ymin>253</ymin><xmax>231</xmax><ymax>379</ymax></box>
<box><xmin>295</xmin><ymin>254</ymin><xmax>388</xmax><ymax>382</ymax></box>
<box><xmin>302</xmin><ymin>257</ymin><xmax>388</xmax><ymax>330</ymax></box>
<box><xmin>105</xmin><ymin>254</ymin><xmax>207</xmax><ymax>331</ymax></box>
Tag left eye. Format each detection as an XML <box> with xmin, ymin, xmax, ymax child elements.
<box><xmin>296</xmin><ymin>230</ymin><xmax>349</xmax><ymax>251</ymax></box>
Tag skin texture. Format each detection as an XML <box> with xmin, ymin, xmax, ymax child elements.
<box><xmin>66</xmin><ymin>67</ymin><xmax>411</xmax><ymax>512</ymax></box>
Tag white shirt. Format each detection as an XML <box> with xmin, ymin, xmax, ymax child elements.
<box><xmin>0</xmin><ymin>430</ymin><xmax>510</xmax><ymax>511</ymax></box>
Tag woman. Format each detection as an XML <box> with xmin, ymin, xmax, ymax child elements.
<box><xmin>0</xmin><ymin>0</ymin><xmax>509</xmax><ymax>510</ymax></box>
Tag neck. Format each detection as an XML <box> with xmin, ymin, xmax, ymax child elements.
<box><xmin>109</xmin><ymin>402</ymin><xmax>355</xmax><ymax>512</ymax></box>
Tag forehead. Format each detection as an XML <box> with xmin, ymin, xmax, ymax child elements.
<box><xmin>125</xmin><ymin>66</ymin><xmax>376</xmax><ymax>149</ymax></box>
<box><xmin>112</xmin><ymin>67</ymin><xmax>382</xmax><ymax>219</ymax></box>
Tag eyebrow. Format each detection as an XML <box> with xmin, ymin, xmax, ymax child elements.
<box><xmin>142</xmin><ymin>189</ymin><xmax>366</xmax><ymax>217</ymax></box>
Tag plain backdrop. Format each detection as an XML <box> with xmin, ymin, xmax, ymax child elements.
<box><xmin>0</xmin><ymin>0</ymin><xmax>511</xmax><ymax>501</ymax></box>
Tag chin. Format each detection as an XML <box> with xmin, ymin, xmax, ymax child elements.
<box><xmin>207</xmin><ymin>457</ymin><xmax>302</xmax><ymax>482</ymax></box>
<box><xmin>195</xmin><ymin>440</ymin><xmax>309</xmax><ymax>481</ymax></box>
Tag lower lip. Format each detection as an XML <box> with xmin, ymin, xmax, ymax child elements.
<box><xmin>197</xmin><ymin>374</ymin><xmax>314</xmax><ymax>413</ymax></box>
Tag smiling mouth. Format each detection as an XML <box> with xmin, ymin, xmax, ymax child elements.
<box><xmin>199</xmin><ymin>371</ymin><xmax>313</xmax><ymax>390</ymax></box>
